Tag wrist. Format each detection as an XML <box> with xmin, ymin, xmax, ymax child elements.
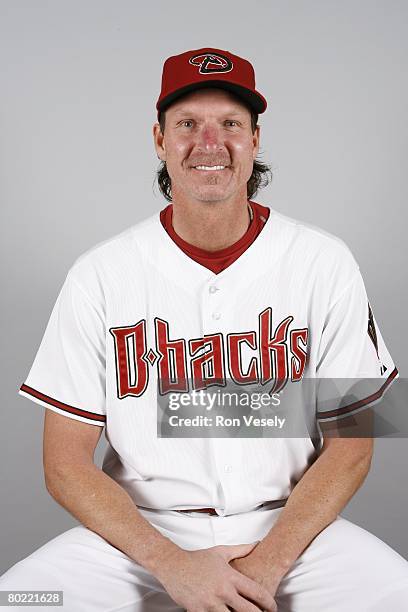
<box><xmin>250</xmin><ymin>544</ymin><xmax>292</xmax><ymax>582</ymax></box>
<box><xmin>144</xmin><ymin>541</ymin><xmax>188</xmax><ymax>581</ymax></box>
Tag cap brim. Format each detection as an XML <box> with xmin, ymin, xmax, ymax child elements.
<box><xmin>157</xmin><ymin>80</ymin><xmax>267</xmax><ymax>115</ymax></box>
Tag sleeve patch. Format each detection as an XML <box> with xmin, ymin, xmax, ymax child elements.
<box><xmin>367</xmin><ymin>302</ymin><xmax>379</xmax><ymax>357</ymax></box>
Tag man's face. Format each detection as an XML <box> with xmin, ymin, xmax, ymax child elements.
<box><xmin>153</xmin><ymin>88</ymin><xmax>260</xmax><ymax>204</ymax></box>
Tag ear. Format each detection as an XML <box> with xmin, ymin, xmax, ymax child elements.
<box><xmin>252</xmin><ymin>125</ymin><xmax>260</xmax><ymax>160</ymax></box>
<box><xmin>153</xmin><ymin>123</ymin><xmax>166</xmax><ymax>161</ymax></box>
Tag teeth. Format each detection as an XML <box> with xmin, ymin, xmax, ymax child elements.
<box><xmin>194</xmin><ymin>165</ymin><xmax>226</xmax><ymax>170</ymax></box>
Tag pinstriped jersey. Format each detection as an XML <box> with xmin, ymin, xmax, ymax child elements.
<box><xmin>18</xmin><ymin>206</ymin><xmax>397</xmax><ymax>516</ymax></box>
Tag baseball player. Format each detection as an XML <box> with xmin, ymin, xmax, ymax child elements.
<box><xmin>1</xmin><ymin>47</ymin><xmax>408</xmax><ymax>611</ymax></box>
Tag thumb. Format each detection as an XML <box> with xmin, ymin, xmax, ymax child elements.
<box><xmin>216</xmin><ymin>541</ymin><xmax>260</xmax><ymax>563</ymax></box>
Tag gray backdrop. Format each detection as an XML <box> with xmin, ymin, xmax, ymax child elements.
<box><xmin>1</xmin><ymin>0</ymin><xmax>407</xmax><ymax>574</ymax></box>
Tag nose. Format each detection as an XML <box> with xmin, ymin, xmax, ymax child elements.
<box><xmin>198</xmin><ymin>123</ymin><xmax>223</xmax><ymax>151</ymax></box>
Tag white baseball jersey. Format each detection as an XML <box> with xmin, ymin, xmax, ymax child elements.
<box><xmin>18</xmin><ymin>205</ymin><xmax>397</xmax><ymax>516</ymax></box>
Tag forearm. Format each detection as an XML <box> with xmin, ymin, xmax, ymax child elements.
<box><xmin>45</xmin><ymin>463</ymin><xmax>183</xmax><ymax>578</ymax></box>
<box><xmin>253</xmin><ymin>440</ymin><xmax>373</xmax><ymax>581</ymax></box>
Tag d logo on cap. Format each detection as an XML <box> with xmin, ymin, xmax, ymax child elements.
<box><xmin>189</xmin><ymin>52</ymin><xmax>233</xmax><ymax>74</ymax></box>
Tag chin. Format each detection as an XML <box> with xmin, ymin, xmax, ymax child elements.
<box><xmin>191</xmin><ymin>184</ymin><xmax>235</xmax><ymax>200</ymax></box>
<box><xmin>193</xmin><ymin>191</ymin><xmax>231</xmax><ymax>203</ymax></box>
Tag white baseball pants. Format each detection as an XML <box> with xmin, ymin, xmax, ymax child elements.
<box><xmin>1</xmin><ymin>504</ymin><xmax>408</xmax><ymax>611</ymax></box>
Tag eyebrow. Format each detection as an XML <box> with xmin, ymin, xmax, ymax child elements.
<box><xmin>172</xmin><ymin>109</ymin><xmax>246</xmax><ymax>117</ymax></box>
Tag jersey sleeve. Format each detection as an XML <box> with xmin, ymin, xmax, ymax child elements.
<box><xmin>18</xmin><ymin>270</ymin><xmax>107</xmax><ymax>427</ymax></box>
<box><xmin>315</xmin><ymin>269</ymin><xmax>398</xmax><ymax>423</ymax></box>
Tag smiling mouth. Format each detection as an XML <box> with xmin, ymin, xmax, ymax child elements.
<box><xmin>191</xmin><ymin>165</ymin><xmax>230</xmax><ymax>171</ymax></box>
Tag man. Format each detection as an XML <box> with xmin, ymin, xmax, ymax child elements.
<box><xmin>1</xmin><ymin>47</ymin><xmax>407</xmax><ymax>611</ymax></box>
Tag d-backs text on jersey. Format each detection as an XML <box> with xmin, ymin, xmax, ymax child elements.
<box><xmin>109</xmin><ymin>307</ymin><xmax>308</xmax><ymax>399</ymax></box>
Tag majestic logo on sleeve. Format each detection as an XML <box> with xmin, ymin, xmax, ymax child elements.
<box><xmin>110</xmin><ymin>308</ymin><xmax>308</xmax><ymax>399</ymax></box>
<box><xmin>189</xmin><ymin>52</ymin><xmax>233</xmax><ymax>74</ymax></box>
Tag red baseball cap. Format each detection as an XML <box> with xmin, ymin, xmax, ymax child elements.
<box><xmin>156</xmin><ymin>47</ymin><xmax>267</xmax><ymax>119</ymax></box>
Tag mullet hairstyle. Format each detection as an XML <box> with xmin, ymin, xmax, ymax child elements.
<box><xmin>156</xmin><ymin>102</ymin><xmax>273</xmax><ymax>202</ymax></box>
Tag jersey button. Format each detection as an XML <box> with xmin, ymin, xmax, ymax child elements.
<box><xmin>209</xmin><ymin>285</ymin><xmax>219</xmax><ymax>294</ymax></box>
<box><xmin>224</xmin><ymin>464</ymin><xmax>233</xmax><ymax>473</ymax></box>
<box><xmin>212</xmin><ymin>312</ymin><xmax>221</xmax><ymax>320</ymax></box>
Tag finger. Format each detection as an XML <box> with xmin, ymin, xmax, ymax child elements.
<box><xmin>232</xmin><ymin>571</ymin><xmax>276</xmax><ymax>611</ymax></box>
<box><xmin>226</xmin><ymin>592</ymin><xmax>264</xmax><ymax>612</ymax></box>
<box><xmin>216</xmin><ymin>542</ymin><xmax>259</xmax><ymax>562</ymax></box>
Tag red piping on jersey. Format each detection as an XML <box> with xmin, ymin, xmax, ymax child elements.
<box><xmin>19</xmin><ymin>384</ymin><xmax>106</xmax><ymax>423</ymax></box>
<box><xmin>316</xmin><ymin>367</ymin><xmax>398</xmax><ymax>421</ymax></box>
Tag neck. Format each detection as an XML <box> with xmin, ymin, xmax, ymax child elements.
<box><xmin>171</xmin><ymin>195</ymin><xmax>252</xmax><ymax>252</ymax></box>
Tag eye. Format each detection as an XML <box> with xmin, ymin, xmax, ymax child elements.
<box><xmin>181</xmin><ymin>120</ymin><xmax>194</xmax><ymax>128</ymax></box>
<box><xmin>225</xmin><ymin>120</ymin><xmax>238</xmax><ymax>127</ymax></box>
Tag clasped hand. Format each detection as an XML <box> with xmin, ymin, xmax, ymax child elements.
<box><xmin>156</xmin><ymin>541</ymin><xmax>279</xmax><ymax>612</ymax></box>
